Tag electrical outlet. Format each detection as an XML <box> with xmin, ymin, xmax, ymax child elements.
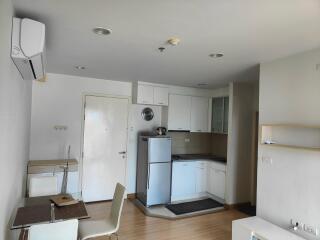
<box><xmin>290</xmin><ymin>219</ymin><xmax>303</xmax><ymax>231</ymax></box>
<box><xmin>304</xmin><ymin>224</ymin><xmax>318</xmax><ymax>236</ymax></box>
<box><xmin>184</xmin><ymin>138</ymin><xmax>190</xmax><ymax>143</ymax></box>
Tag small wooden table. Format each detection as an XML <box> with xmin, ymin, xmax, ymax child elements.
<box><xmin>11</xmin><ymin>193</ymin><xmax>89</xmax><ymax>230</ymax></box>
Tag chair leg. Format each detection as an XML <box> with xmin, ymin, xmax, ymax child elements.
<box><xmin>110</xmin><ymin>233</ymin><xmax>119</xmax><ymax>240</ymax></box>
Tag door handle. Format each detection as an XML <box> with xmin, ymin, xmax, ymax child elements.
<box><xmin>147</xmin><ymin>164</ymin><xmax>150</xmax><ymax>189</ymax></box>
<box><xmin>118</xmin><ymin>151</ymin><xmax>126</xmax><ymax>154</ymax></box>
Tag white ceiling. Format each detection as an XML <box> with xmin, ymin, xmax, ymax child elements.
<box><xmin>13</xmin><ymin>0</ymin><xmax>320</xmax><ymax>88</ymax></box>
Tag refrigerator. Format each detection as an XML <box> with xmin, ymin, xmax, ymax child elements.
<box><xmin>136</xmin><ymin>135</ymin><xmax>172</xmax><ymax>207</ymax></box>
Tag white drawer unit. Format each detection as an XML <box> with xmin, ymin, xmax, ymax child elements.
<box><xmin>232</xmin><ymin>217</ymin><xmax>304</xmax><ymax>240</ymax></box>
<box><xmin>27</xmin><ymin>159</ymin><xmax>79</xmax><ymax>194</ymax></box>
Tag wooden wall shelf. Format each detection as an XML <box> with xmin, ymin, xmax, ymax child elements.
<box><xmin>260</xmin><ymin>124</ymin><xmax>320</xmax><ymax>151</ymax></box>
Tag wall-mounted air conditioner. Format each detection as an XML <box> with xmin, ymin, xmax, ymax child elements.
<box><xmin>11</xmin><ymin>17</ymin><xmax>46</xmax><ymax>81</ymax></box>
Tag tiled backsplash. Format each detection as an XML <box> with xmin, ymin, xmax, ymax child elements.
<box><xmin>168</xmin><ymin>132</ymin><xmax>228</xmax><ymax>158</ymax></box>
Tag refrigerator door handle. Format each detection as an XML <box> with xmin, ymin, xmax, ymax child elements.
<box><xmin>147</xmin><ymin>163</ymin><xmax>150</xmax><ymax>189</ymax></box>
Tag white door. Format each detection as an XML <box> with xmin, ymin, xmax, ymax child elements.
<box><xmin>168</xmin><ymin>94</ymin><xmax>191</xmax><ymax>131</ymax></box>
<box><xmin>82</xmin><ymin>95</ymin><xmax>129</xmax><ymax>202</ymax></box>
<box><xmin>190</xmin><ymin>97</ymin><xmax>209</xmax><ymax>132</ymax></box>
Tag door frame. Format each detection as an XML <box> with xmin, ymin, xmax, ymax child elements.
<box><xmin>79</xmin><ymin>93</ymin><xmax>131</xmax><ymax>196</ymax></box>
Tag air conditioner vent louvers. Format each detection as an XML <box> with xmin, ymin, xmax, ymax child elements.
<box><xmin>11</xmin><ymin>17</ymin><xmax>46</xmax><ymax>81</ymax></box>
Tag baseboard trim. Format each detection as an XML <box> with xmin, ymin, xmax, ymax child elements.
<box><xmin>224</xmin><ymin>202</ymin><xmax>251</xmax><ymax>210</ymax></box>
<box><xmin>127</xmin><ymin>193</ymin><xmax>137</xmax><ymax>200</ymax></box>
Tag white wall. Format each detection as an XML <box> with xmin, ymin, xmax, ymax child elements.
<box><xmin>31</xmin><ymin>73</ymin><xmax>229</xmax><ymax>194</ymax></box>
<box><xmin>30</xmin><ymin>73</ymin><xmax>131</xmax><ymax>160</ymax></box>
<box><xmin>127</xmin><ymin>105</ymin><xmax>162</xmax><ymax>193</ymax></box>
<box><xmin>30</xmin><ymin>74</ymin><xmax>162</xmax><ymax>194</ymax></box>
<box><xmin>30</xmin><ymin>73</ymin><xmax>132</xmax><ymax>191</ymax></box>
<box><xmin>257</xmin><ymin>48</ymin><xmax>320</xmax><ymax>228</ymax></box>
<box><xmin>0</xmin><ymin>1</ymin><xmax>32</xmax><ymax>239</ymax></box>
<box><xmin>226</xmin><ymin>81</ymin><xmax>256</xmax><ymax>205</ymax></box>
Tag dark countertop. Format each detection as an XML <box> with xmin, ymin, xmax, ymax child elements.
<box><xmin>172</xmin><ymin>154</ymin><xmax>227</xmax><ymax>164</ymax></box>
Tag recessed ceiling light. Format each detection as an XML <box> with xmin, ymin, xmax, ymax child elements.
<box><xmin>158</xmin><ymin>47</ymin><xmax>166</xmax><ymax>52</ymax></box>
<box><xmin>209</xmin><ymin>53</ymin><xmax>224</xmax><ymax>58</ymax></box>
<box><xmin>75</xmin><ymin>66</ymin><xmax>85</xmax><ymax>70</ymax></box>
<box><xmin>93</xmin><ymin>27</ymin><xmax>112</xmax><ymax>35</ymax></box>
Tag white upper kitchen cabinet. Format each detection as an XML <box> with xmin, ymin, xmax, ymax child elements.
<box><xmin>168</xmin><ymin>94</ymin><xmax>191</xmax><ymax>131</ymax></box>
<box><xmin>153</xmin><ymin>87</ymin><xmax>169</xmax><ymax>106</ymax></box>
<box><xmin>137</xmin><ymin>84</ymin><xmax>154</xmax><ymax>105</ymax></box>
<box><xmin>190</xmin><ymin>97</ymin><xmax>209</xmax><ymax>132</ymax></box>
<box><xmin>133</xmin><ymin>83</ymin><xmax>169</xmax><ymax>106</ymax></box>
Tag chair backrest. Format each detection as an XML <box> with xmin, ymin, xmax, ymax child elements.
<box><xmin>110</xmin><ymin>183</ymin><xmax>126</xmax><ymax>231</ymax></box>
<box><xmin>29</xmin><ymin>176</ymin><xmax>59</xmax><ymax>197</ymax></box>
<box><xmin>28</xmin><ymin>219</ymin><xmax>78</xmax><ymax>240</ymax></box>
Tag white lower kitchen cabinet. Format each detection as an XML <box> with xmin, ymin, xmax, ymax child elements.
<box><xmin>207</xmin><ymin>165</ymin><xmax>226</xmax><ymax>199</ymax></box>
<box><xmin>171</xmin><ymin>162</ymin><xmax>196</xmax><ymax>201</ymax></box>
<box><xmin>171</xmin><ymin>160</ymin><xmax>226</xmax><ymax>202</ymax></box>
<box><xmin>195</xmin><ymin>162</ymin><xmax>207</xmax><ymax>193</ymax></box>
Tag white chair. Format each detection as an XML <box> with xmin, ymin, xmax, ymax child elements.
<box><xmin>28</xmin><ymin>219</ymin><xmax>78</xmax><ymax>240</ymax></box>
<box><xmin>29</xmin><ymin>175</ymin><xmax>59</xmax><ymax>197</ymax></box>
<box><xmin>79</xmin><ymin>183</ymin><xmax>126</xmax><ymax>240</ymax></box>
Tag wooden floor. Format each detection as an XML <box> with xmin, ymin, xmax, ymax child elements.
<box><xmin>84</xmin><ymin>200</ymin><xmax>248</xmax><ymax>240</ymax></box>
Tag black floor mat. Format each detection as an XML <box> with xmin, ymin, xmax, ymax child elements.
<box><xmin>237</xmin><ymin>205</ymin><xmax>256</xmax><ymax>216</ymax></box>
<box><xmin>166</xmin><ymin>198</ymin><xmax>224</xmax><ymax>215</ymax></box>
